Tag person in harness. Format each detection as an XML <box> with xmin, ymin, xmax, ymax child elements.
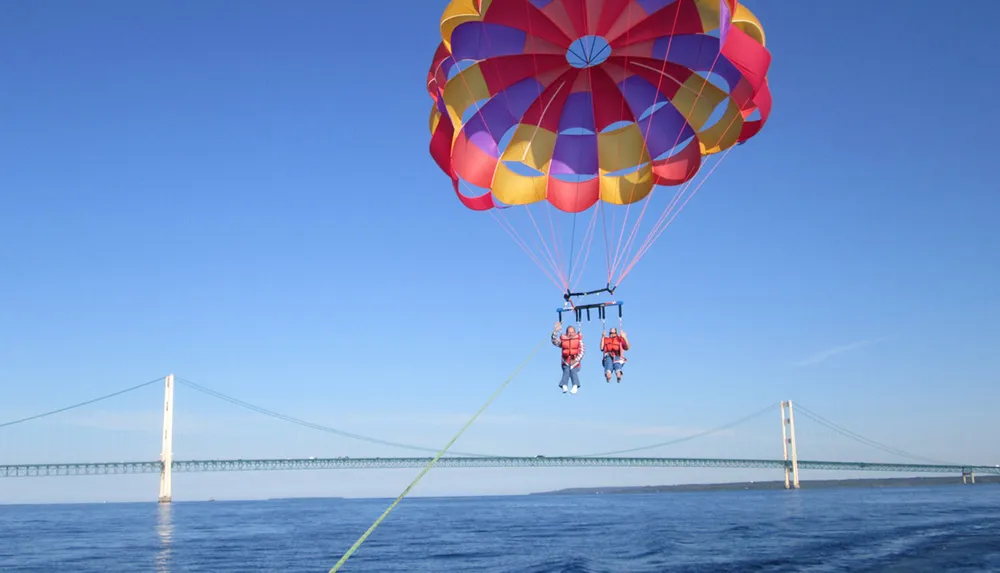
<box><xmin>600</xmin><ymin>327</ymin><xmax>630</xmax><ymax>383</ymax></box>
<box><xmin>551</xmin><ymin>322</ymin><xmax>585</xmax><ymax>394</ymax></box>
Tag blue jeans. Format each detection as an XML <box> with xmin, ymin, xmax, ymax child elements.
<box><xmin>603</xmin><ymin>355</ymin><xmax>624</xmax><ymax>373</ymax></box>
<box><xmin>560</xmin><ymin>363</ymin><xmax>580</xmax><ymax>387</ymax></box>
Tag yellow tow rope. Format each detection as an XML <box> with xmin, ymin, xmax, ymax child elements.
<box><xmin>328</xmin><ymin>337</ymin><xmax>547</xmax><ymax>572</ymax></box>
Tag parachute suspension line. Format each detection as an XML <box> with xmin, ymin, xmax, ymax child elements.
<box><xmin>618</xmin><ymin>85</ymin><xmax>752</xmax><ymax>286</ymax></box>
<box><xmin>490</xmin><ymin>209</ymin><xmax>566</xmax><ymax>292</ymax></box>
<box><xmin>614</xmin><ymin>51</ymin><xmax>725</xmax><ymax>282</ymax></box>
<box><xmin>600</xmin><ymin>200</ymin><xmax>612</xmax><ymax>285</ymax></box>
<box><xmin>509</xmin><ymin>78</ymin><xmax>574</xmax><ymax>290</ymax></box>
<box><xmin>512</xmin><ymin>76</ymin><xmax>572</xmax><ymax>289</ymax></box>
<box><xmin>577</xmin><ymin>5</ymin><xmax>592</xmax><ymax>292</ymax></box>
<box><xmin>610</xmin><ymin>196</ymin><xmax>638</xmax><ymax>288</ymax></box>
<box><xmin>524</xmin><ymin>204</ymin><xmax>569</xmax><ymax>289</ymax></box>
<box><xmin>480</xmin><ymin>15</ymin><xmax>570</xmax><ymax>286</ymax></box>
<box><xmin>612</xmin><ymin>170</ymin><xmax>683</xmax><ymax>280</ymax></box>
<box><xmin>446</xmin><ymin>44</ymin><xmax>542</xmax><ymax>287</ymax></box>
<box><xmin>609</xmin><ymin>207</ymin><xmax>618</xmax><ymax>284</ymax></box>
<box><xmin>507</xmin><ymin>8</ymin><xmax>572</xmax><ymax>292</ymax></box>
<box><xmin>613</xmin><ymin>15</ymin><xmax>723</xmax><ymax>283</ymax></box>
<box><xmin>608</xmin><ymin>2</ymin><xmax>654</xmax><ymax>280</ymax></box>
<box><xmin>623</xmin><ymin>165</ymin><xmax>710</xmax><ymax>276</ymax></box>
<box><xmin>519</xmin><ymin>10</ymin><xmax>573</xmax><ymax>293</ymax></box>
<box><xmin>476</xmin><ymin>12</ymin><xmax>569</xmax><ymax>292</ymax></box>
<box><xmin>568</xmin><ymin>22</ymin><xmax>602</xmax><ymax>294</ymax></box>
<box><xmin>568</xmin><ymin>203</ymin><xmax>601</xmax><ymax>289</ymax></box>
<box><xmin>610</xmin><ymin>0</ymin><xmax>696</xmax><ymax>284</ymax></box>
<box><xmin>619</xmin><ymin>146</ymin><xmax>734</xmax><ymax>284</ymax></box>
<box><xmin>608</xmin><ymin>1</ymin><xmax>639</xmax><ymax>283</ymax></box>
<box><xmin>541</xmin><ymin>202</ymin><xmax>565</xmax><ymax>286</ymax></box>
<box><xmin>515</xmin><ymin>4</ymin><xmax>571</xmax><ymax>291</ymax></box>
<box><xmin>565</xmin><ymin>212</ymin><xmax>579</xmax><ymax>293</ymax></box>
<box><xmin>578</xmin><ymin>204</ymin><xmax>602</xmax><ymax>285</ymax></box>
<box><xmin>327</xmin><ymin>337</ymin><xmax>547</xmax><ymax>573</ymax></box>
<box><xmin>448</xmin><ymin>24</ymin><xmax>571</xmax><ymax>294</ymax></box>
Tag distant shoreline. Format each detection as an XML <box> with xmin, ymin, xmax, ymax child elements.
<box><xmin>5</xmin><ymin>477</ymin><xmax>997</xmax><ymax>506</ymax></box>
<box><xmin>531</xmin><ymin>475</ymin><xmax>1000</xmax><ymax>495</ymax></box>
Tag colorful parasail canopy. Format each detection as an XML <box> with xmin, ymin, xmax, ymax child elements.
<box><xmin>427</xmin><ymin>0</ymin><xmax>773</xmax><ymax>294</ymax></box>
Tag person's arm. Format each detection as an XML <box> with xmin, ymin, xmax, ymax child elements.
<box><xmin>551</xmin><ymin>323</ymin><xmax>562</xmax><ymax>347</ymax></box>
<box><xmin>575</xmin><ymin>340</ymin><xmax>586</xmax><ymax>367</ymax></box>
<box><xmin>599</xmin><ymin>334</ymin><xmax>606</xmax><ymax>352</ymax></box>
<box><xmin>621</xmin><ymin>332</ymin><xmax>630</xmax><ymax>351</ymax></box>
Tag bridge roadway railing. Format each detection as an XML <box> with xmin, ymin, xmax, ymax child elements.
<box><xmin>2</xmin><ymin>457</ymin><xmax>999</xmax><ymax>478</ymax></box>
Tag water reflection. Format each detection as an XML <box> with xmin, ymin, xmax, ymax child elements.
<box><xmin>155</xmin><ymin>504</ymin><xmax>173</xmax><ymax>572</ymax></box>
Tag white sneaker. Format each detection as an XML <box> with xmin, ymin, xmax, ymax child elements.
<box><xmin>570</xmin><ymin>385</ymin><xmax>579</xmax><ymax>394</ymax></box>
<box><xmin>560</xmin><ymin>384</ymin><xmax>568</xmax><ymax>393</ymax></box>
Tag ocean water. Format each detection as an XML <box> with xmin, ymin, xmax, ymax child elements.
<box><xmin>1</xmin><ymin>486</ymin><xmax>999</xmax><ymax>572</ymax></box>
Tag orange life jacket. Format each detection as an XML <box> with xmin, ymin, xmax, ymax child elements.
<box><xmin>603</xmin><ymin>335</ymin><xmax>626</xmax><ymax>357</ymax></box>
<box><xmin>560</xmin><ymin>333</ymin><xmax>582</xmax><ymax>363</ymax></box>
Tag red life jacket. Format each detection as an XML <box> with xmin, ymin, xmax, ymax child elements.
<box><xmin>560</xmin><ymin>333</ymin><xmax>582</xmax><ymax>363</ymax></box>
<box><xmin>603</xmin><ymin>335</ymin><xmax>626</xmax><ymax>357</ymax></box>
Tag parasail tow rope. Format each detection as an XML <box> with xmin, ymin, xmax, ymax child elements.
<box><xmin>327</xmin><ymin>336</ymin><xmax>547</xmax><ymax>573</ymax></box>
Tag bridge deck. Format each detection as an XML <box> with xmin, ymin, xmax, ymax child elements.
<box><xmin>2</xmin><ymin>457</ymin><xmax>999</xmax><ymax>478</ymax></box>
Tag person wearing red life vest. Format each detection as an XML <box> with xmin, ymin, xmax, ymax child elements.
<box><xmin>600</xmin><ymin>327</ymin><xmax>630</xmax><ymax>383</ymax></box>
<box><xmin>551</xmin><ymin>322</ymin><xmax>585</xmax><ymax>394</ymax></box>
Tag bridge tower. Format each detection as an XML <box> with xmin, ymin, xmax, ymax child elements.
<box><xmin>780</xmin><ymin>400</ymin><xmax>800</xmax><ymax>489</ymax></box>
<box><xmin>158</xmin><ymin>374</ymin><xmax>175</xmax><ymax>503</ymax></box>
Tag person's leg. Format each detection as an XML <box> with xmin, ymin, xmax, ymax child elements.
<box><xmin>569</xmin><ymin>364</ymin><xmax>580</xmax><ymax>393</ymax></box>
<box><xmin>602</xmin><ymin>355</ymin><xmax>613</xmax><ymax>382</ymax></box>
<box><xmin>614</xmin><ymin>361</ymin><xmax>624</xmax><ymax>382</ymax></box>
<box><xmin>560</xmin><ymin>363</ymin><xmax>571</xmax><ymax>392</ymax></box>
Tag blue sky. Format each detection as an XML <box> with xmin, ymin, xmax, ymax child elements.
<box><xmin>1</xmin><ymin>1</ymin><xmax>997</xmax><ymax>504</ymax></box>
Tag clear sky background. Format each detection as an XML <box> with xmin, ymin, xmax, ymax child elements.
<box><xmin>1</xmin><ymin>1</ymin><xmax>997</xmax><ymax>504</ymax></box>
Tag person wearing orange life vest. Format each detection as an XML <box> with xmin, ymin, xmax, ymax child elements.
<box><xmin>600</xmin><ymin>327</ymin><xmax>630</xmax><ymax>383</ymax></box>
<box><xmin>551</xmin><ymin>322</ymin><xmax>585</xmax><ymax>394</ymax></box>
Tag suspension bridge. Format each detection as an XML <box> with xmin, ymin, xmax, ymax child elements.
<box><xmin>1</xmin><ymin>375</ymin><xmax>996</xmax><ymax>503</ymax></box>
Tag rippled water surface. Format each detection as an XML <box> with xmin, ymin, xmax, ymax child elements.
<box><xmin>2</xmin><ymin>485</ymin><xmax>999</xmax><ymax>572</ymax></box>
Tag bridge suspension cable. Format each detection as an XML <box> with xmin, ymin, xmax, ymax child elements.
<box><xmin>178</xmin><ymin>377</ymin><xmax>784</xmax><ymax>460</ymax></box>
<box><xmin>0</xmin><ymin>373</ymin><xmax>779</xmax><ymax>462</ymax></box>
<box><xmin>794</xmin><ymin>403</ymin><xmax>953</xmax><ymax>465</ymax></box>
<box><xmin>175</xmin><ymin>378</ymin><xmax>498</xmax><ymax>458</ymax></box>
<box><xmin>570</xmin><ymin>404</ymin><xmax>775</xmax><ymax>457</ymax></box>
<box><xmin>0</xmin><ymin>377</ymin><xmax>164</xmax><ymax>430</ymax></box>
<box><xmin>9</xmin><ymin>376</ymin><xmax>933</xmax><ymax>466</ymax></box>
